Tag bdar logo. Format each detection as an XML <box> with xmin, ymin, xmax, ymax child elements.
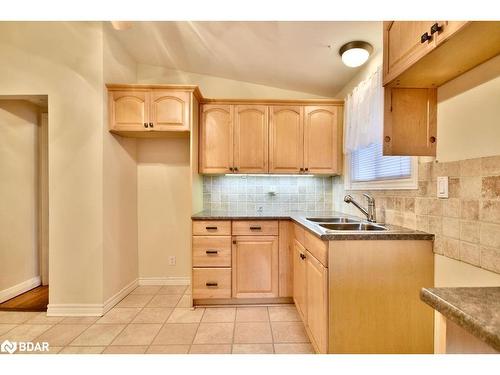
<box><xmin>1</xmin><ymin>340</ymin><xmax>17</xmax><ymax>354</ymax></box>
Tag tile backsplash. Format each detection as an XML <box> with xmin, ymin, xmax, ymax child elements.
<box><xmin>333</xmin><ymin>155</ymin><xmax>500</xmax><ymax>275</ymax></box>
<box><xmin>203</xmin><ymin>175</ymin><xmax>333</xmax><ymax>213</ymax></box>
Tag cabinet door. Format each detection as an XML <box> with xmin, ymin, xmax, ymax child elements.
<box><xmin>304</xmin><ymin>106</ymin><xmax>340</xmax><ymax>174</ymax></box>
<box><xmin>293</xmin><ymin>240</ymin><xmax>307</xmax><ymax>321</ymax></box>
<box><xmin>306</xmin><ymin>251</ymin><xmax>328</xmax><ymax>354</ymax></box>
<box><xmin>269</xmin><ymin>106</ymin><xmax>304</xmax><ymax>173</ymax></box>
<box><xmin>233</xmin><ymin>105</ymin><xmax>269</xmax><ymax>173</ymax></box>
<box><xmin>435</xmin><ymin>21</ymin><xmax>468</xmax><ymax>44</ymax></box>
<box><xmin>384</xmin><ymin>21</ymin><xmax>437</xmax><ymax>83</ymax></box>
<box><xmin>150</xmin><ymin>90</ymin><xmax>190</xmax><ymax>131</ymax></box>
<box><xmin>232</xmin><ymin>236</ymin><xmax>278</xmax><ymax>298</ymax></box>
<box><xmin>383</xmin><ymin>87</ymin><xmax>437</xmax><ymax>156</ymax></box>
<box><xmin>199</xmin><ymin>105</ymin><xmax>233</xmax><ymax>174</ymax></box>
<box><xmin>108</xmin><ymin>90</ymin><xmax>149</xmax><ymax>132</ymax></box>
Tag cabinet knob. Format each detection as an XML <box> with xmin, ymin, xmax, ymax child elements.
<box><xmin>304</xmin><ymin>168</ymin><xmax>309</xmax><ymax>172</ymax></box>
<box><xmin>430</xmin><ymin>23</ymin><xmax>442</xmax><ymax>35</ymax></box>
<box><xmin>143</xmin><ymin>122</ymin><xmax>148</xmax><ymax>128</ymax></box>
<box><xmin>234</xmin><ymin>167</ymin><xmax>239</xmax><ymax>172</ymax></box>
<box><xmin>384</xmin><ymin>136</ymin><xmax>391</xmax><ymax>143</ymax></box>
<box><xmin>229</xmin><ymin>167</ymin><xmax>234</xmax><ymax>172</ymax></box>
<box><xmin>300</xmin><ymin>253</ymin><xmax>306</xmax><ymax>260</ymax></box>
<box><xmin>429</xmin><ymin>136</ymin><xmax>436</xmax><ymax>143</ymax></box>
<box><xmin>420</xmin><ymin>32</ymin><xmax>432</xmax><ymax>43</ymax></box>
<box><xmin>149</xmin><ymin>122</ymin><xmax>154</xmax><ymax>128</ymax></box>
<box><xmin>299</xmin><ymin>167</ymin><xmax>304</xmax><ymax>172</ymax></box>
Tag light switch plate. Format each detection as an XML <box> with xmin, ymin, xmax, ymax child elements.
<box><xmin>437</xmin><ymin>176</ymin><xmax>449</xmax><ymax>198</ymax></box>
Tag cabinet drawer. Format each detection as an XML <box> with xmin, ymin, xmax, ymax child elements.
<box><xmin>192</xmin><ymin>220</ymin><xmax>231</xmax><ymax>236</ymax></box>
<box><xmin>192</xmin><ymin>268</ymin><xmax>231</xmax><ymax>299</ymax></box>
<box><xmin>232</xmin><ymin>220</ymin><xmax>279</xmax><ymax>236</ymax></box>
<box><xmin>304</xmin><ymin>230</ymin><xmax>328</xmax><ymax>267</ymax></box>
<box><xmin>192</xmin><ymin>236</ymin><xmax>231</xmax><ymax>267</ymax></box>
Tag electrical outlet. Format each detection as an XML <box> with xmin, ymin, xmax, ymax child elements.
<box><xmin>168</xmin><ymin>256</ymin><xmax>176</xmax><ymax>266</ymax></box>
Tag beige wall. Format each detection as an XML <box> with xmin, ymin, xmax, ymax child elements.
<box><xmin>102</xmin><ymin>29</ymin><xmax>139</xmax><ymax>301</ymax></box>
<box><xmin>0</xmin><ymin>22</ymin><xmax>105</xmax><ymax>305</ymax></box>
<box><xmin>137</xmin><ymin>63</ymin><xmax>329</xmax><ymax>99</ymax></box>
<box><xmin>0</xmin><ymin>101</ymin><xmax>40</xmax><ymax>296</ymax></box>
<box><xmin>437</xmin><ymin>55</ymin><xmax>500</xmax><ymax>162</ymax></box>
<box><xmin>335</xmin><ymin>53</ymin><xmax>500</xmax><ymax>286</ymax></box>
<box><xmin>137</xmin><ymin>137</ymin><xmax>192</xmax><ymax>282</ymax></box>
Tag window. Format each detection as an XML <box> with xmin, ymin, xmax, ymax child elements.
<box><xmin>345</xmin><ymin>143</ymin><xmax>418</xmax><ymax>190</ymax></box>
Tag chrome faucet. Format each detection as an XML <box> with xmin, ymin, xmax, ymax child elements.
<box><xmin>344</xmin><ymin>194</ymin><xmax>376</xmax><ymax>222</ymax></box>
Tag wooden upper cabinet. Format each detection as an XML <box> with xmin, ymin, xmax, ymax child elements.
<box><xmin>200</xmin><ymin>105</ymin><xmax>233</xmax><ymax>174</ymax></box>
<box><xmin>384</xmin><ymin>21</ymin><xmax>437</xmax><ymax>84</ymax></box>
<box><xmin>306</xmin><ymin>250</ymin><xmax>328</xmax><ymax>354</ymax></box>
<box><xmin>384</xmin><ymin>88</ymin><xmax>437</xmax><ymax>156</ymax></box>
<box><xmin>151</xmin><ymin>90</ymin><xmax>190</xmax><ymax>131</ymax></box>
<box><xmin>434</xmin><ymin>21</ymin><xmax>468</xmax><ymax>43</ymax></box>
<box><xmin>269</xmin><ymin>106</ymin><xmax>304</xmax><ymax>173</ymax></box>
<box><xmin>232</xmin><ymin>235</ymin><xmax>279</xmax><ymax>299</ymax></box>
<box><xmin>109</xmin><ymin>90</ymin><xmax>149</xmax><ymax>132</ymax></box>
<box><xmin>304</xmin><ymin>106</ymin><xmax>340</xmax><ymax>174</ymax></box>
<box><xmin>107</xmin><ymin>86</ymin><xmax>197</xmax><ymax>137</ymax></box>
<box><xmin>233</xmin><ymin>105</ymin><xmax>269</xmax><ymax>173</ymax></box>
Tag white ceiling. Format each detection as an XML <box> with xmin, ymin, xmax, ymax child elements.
<box><xmin>108</xmin><ymin>21</ymin><xmax>382</xmax><ymax>97</ymax></box>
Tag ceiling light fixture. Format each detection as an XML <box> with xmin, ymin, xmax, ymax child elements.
<box><xmin>339</xmin><ymin>41</ymin><xmax>373</xmax><ymax>68</ymax></box>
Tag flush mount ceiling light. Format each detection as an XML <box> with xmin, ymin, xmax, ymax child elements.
<box><xmin>339</xmin><ymin>41</ymin><xmax>373</xmax><ymax>68</ymax></box>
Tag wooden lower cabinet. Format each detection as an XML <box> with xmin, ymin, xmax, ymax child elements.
<box><xmin>192</xmin><ymin>268</ymin><xmax>231</xmax><ymax>299</ymax></box>
<box><xmin>329</xmin><ymin>240</ymin><xmax>434</xmax><ymax>353</ymax></box>
<box><xmin>305</xmin><ymin>250</ymin><xmax>328</xmax><ymax>353</ymax></box>
<box><xmin>294</xmin><ymin>234</ymin><xmax>329</xmax><ymax>353</ymax></box>
<box><xmin>232</xmin><ymin>235</ymin><xmax>279</xmax><ymax>298</ymax></box>
<box><xmin>293</xmin><ymin>240</ymin><xmax>308</xmax><ymax>321</ymax></box>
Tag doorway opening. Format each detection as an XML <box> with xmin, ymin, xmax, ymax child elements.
<box><xmin>0</xmin><ymin>96</ymin><xmax>49</xmax><ymax>311</ymax></box>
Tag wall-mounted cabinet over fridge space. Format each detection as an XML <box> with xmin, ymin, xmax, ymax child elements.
<box><xmin>107</xmin><ymin>84</ymin><xmax>202</xmax><ymax>137</ymax></box>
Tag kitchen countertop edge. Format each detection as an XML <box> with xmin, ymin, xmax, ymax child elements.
<box><xmin>191</xmin><ymin>211</ymin><xmax>434</xmax><ymax>241</ymax></box>
<box><xmin>420</xmin><ymin>287</ymin><xmax>500</xmax><ymax>352</ymax></box>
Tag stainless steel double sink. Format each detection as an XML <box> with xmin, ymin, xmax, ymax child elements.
<box><xmin>306</xmin><ymin>217</ymin><xmax>388</xmax><ymax>232</ymax></box>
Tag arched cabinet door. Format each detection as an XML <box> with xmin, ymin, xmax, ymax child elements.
<box><xmin>151</xmin><ymin>90</ymin><xmax>190</xmax><ymax>131</ymax></box>
<box><xmin>269</xmin><ymin>106</ymin><xmax>304</xmax><ymax>174</ymax></box>
<box><xmin>304</xmin><ymin>106</ymin><xmax>341</xmax><ymax>175</ymax></box>
<box><xmin>233</xmin><ymin>105</ymin><xmax>269</xmax><ymax>174</ymax></box>
<box><xmin>199</xmin><ymin>104</ymin><xmax>233</xmax><ymax>174</ymax></box>
<box><xmin>109</xmin><ymin>91</ymin><xmax>149</xmax><ymax>132</ymax></box>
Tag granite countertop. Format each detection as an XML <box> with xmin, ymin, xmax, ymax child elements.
<box><xmin>192</xmin><ymin>210</ymin><xmax>434</xmax><ymax>241</ymax></box>
<box><xmin>421</xmin><ymin>287</ymin><xmax>500</xmax><ymax>352</ymax></box>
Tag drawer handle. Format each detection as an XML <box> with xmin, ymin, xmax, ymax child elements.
<box><xmin>430</xmin><ymin>23</ymin><xmax>442</xmax><ymax>35</ymax></box>
<box><xmin>206</xmin><ymin>282</ymin><xmax>218</xmax><ymax>287</ymax></box>
<box><xmin>250</xmin><ymin>226</ymin><xmax>262</xmax><ymax>230</ymax></box>
<box><xmin>205</xmin><ymin>226</ymin><xmax>218</xmax><ymax>230</ymax></box>
<box><xmin>205</xmin><ymin>249</ymin><xmax>219</xmax><ymax>255</ymax></box>
<box><xmin>420</xmin><ymin>32</ymin><xmax>432</xmax><ymax>43</ymax></box>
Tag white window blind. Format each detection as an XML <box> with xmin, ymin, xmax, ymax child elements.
<box><xmin>351</xmin><ymin>143</ymin><xmax>412</xmax><ymax>182</ymax></box>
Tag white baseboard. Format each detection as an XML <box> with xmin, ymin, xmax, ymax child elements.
<box><xmin>47</xmin><ymin>278</ymin><xmax>138</xmax><ymax>317</ymax></box>
<box><xmin>102</xmin><ymin>278</ymin><xmax>138</xmax><ymax>315</ymax></box>
<box><xmin>46</xmin><ymin>304</ymin><xmax>104</xmax><ymax>317</ymax></box>
<box><xmin>139</xmin><ymin>277</ymin><xmax>191</xmax><ymax>286</ymax></box>
<box><xmin>0</xmin><ymin>276</ymin><xmax>41</xmax><ymax>304</ymax></box>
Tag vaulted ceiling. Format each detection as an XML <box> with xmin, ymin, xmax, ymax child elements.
<box><xmin>108</xmin><ymin>21</ymin><xmax>382</xmax><ymax>97</ymax></box>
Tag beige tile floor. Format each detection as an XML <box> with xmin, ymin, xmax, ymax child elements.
<box><xmin>0</xmin><ymin>285</ymin><xmax>314</xmax><ymax>354</ymax></box>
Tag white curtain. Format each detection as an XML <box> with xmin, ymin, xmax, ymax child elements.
<box><xmin>344</xmin><ymin>66</ymin><xmax>383</xmax><ymax>153</ymax></box>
